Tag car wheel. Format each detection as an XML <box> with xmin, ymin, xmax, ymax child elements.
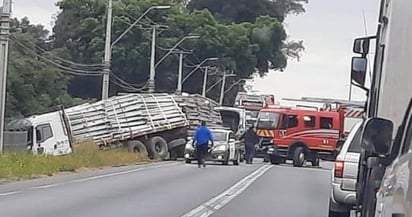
<box><xmin>239</xmin><ymin>151</ymin><xmax>245</xmax><ymax>162</ymax></box>
<box><xmin>233</xmin><ymin>152</ymin><xmax>240</xmax><ymax>166</ymax></box>
<box><xmin>293</xmin><ymin>147</ymin><xmax>305</xmax><ymax>167</ymax></box>
<box><xmin>222</xmin><ymin>154</ymin><xmax>229</xmax><ymax>165</ymax></box>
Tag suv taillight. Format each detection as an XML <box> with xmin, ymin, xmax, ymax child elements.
<box><xmin>334</xmin><ymin>160</ymin><xmax>344</xmax><ymax>178</ymax></box>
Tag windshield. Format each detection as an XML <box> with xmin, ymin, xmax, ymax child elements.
<box><xmin>256</xmin><ymin>112</ymin><xmax>281</xmax><ymax>129</ymax></box>
<box><xmin>246</xmin><ymin>110</ymin><xmax>259</xmax><ymax>119</ymax></box>
<box><xmin>348</xmin><ymin>125</ymin><xmax>362</xmax><ymax>153</ymax></box>
<box><xmin>211</xmin><ymin>131</ymin><xmax>227</xmax><ymax>142</ymax></box>
<box><xmin>219</xmin><ymin>110</ymin><xmax>240</xmax><ymax>133</ymax></box>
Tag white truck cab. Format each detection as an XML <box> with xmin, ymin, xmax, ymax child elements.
<box><xmin>6</xmin><ymin>111</ymin><xmax>72</xmax><ymax>156</ymax></box>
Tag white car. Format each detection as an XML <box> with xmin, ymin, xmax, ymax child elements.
<box><xmin>329</xmin><ymin>121</ymin><xmax>363</xmax><ymax>217</ymax></box>
<box><xmin>184</xmin><ymin>128</ymin><xmax>243</xmax><ymax>165</ymax></box>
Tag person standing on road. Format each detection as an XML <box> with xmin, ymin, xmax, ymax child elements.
<box><xmin>240</xmin><ymin>126</ymin><xmax>259</xmax><ymax>164</ymax></box>
<box><xmin>193</xmin><ymin>121</ymin><xmax>214</xmax><ymax>168</ymax></box>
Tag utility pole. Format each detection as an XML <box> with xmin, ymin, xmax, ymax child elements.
<box><xmin>219</xmin><ymin>72</ymin><xmax>227</xmax><ymax>105</ymax></box>
<box><xmin>148</xmin><ymin>25</ymin><xmax>157</xmax><ymax>93</ymax></box>
<box><xmin>101</xmin><ymin>0</ymin><xmax>112</xmax><ymax>100</ymax></box>
<box><xmin>0</xmin><ymin>0</ymin><xmax>11</xmax><ymax>153</ymax></box>
<box><xmin>176</xmin><ymin>49</ymin><xmax>193</xmax><ymax>94</ymax></box>
<box><xmin>150</xmin><ymin>35</ymin><xmax>199</xmax><ymax>93</ymax></box>
<box><xmin>102</xmin><ymin>5</ymin><xmax>170</xmax><ymax>97</ymax></box>
<box><xmin>176</xmin><ymin>51</ymin><xmax>184</xmax><ymax>94</ymax></box>
<box><xmin>201</xmin><ymin>66</ymin><xmax>209</xmax><ymax>97</ymax></box>
<box><xmin>219</xmin><ymin>71</ymin><xmax>236</xmax><ymax>105</ymax></box>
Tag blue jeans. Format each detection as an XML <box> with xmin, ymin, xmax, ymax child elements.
<box><xmin>196</xmin><ymin>145</ymin><xmax>208</xmax><ymax>166</ymax></box>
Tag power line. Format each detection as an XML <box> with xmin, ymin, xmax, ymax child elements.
<box><xmin>10</xmin><ymin>36</ymin><xmax>102</xmax><ymax>76</ymax></box>
<box><xmin>110</xmin><ymin>72</ymin><xmax>148</xmax><ymax>88</ymax></box>
<box><xmin>25</xmin><ymin>38</ymin><xmax>103</xmax><ymax>69</ymax></box>
<box><xmin>110</xmin><ymin>74</ymin><xmax>148</xmax><ymax>91</ymax></box>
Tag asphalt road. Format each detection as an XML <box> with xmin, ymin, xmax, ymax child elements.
<box><xmin>0</xmin><ymin>160</ymin><xmax>333</xmax><ymax>217</ymax></box>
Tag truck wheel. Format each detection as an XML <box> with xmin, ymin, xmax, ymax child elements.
<box><xmin>128</xmin><ymin>140</ymin><xmax>148</xmax><ymax>156</ymax></box>
<box><xmin>149</xmin><ymin>136</ymin><xmax>169</xmax><ymax>160</ymax></box>
<box><xmin>293</xmin><ymin>147</ymin><xmax>305</xmax><ymax>167</ymax></box>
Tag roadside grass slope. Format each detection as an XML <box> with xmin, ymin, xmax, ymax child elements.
<box><xmin>0</xmin><ymin>141</ymin><xmax>147</xmax><ymax>180</ymax></box>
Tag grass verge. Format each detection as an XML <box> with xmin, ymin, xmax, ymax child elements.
<box><xmin>0</xmin><ymin>141</ymin><xmax>148</xmax><ymax>180</ymax></box>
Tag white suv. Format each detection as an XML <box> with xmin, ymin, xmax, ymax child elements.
<box><xmin>329</xmin><ymin>121</ymin><xmax>363</xmax><ymax>217</ymax></box>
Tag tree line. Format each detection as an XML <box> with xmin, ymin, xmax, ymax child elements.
<box><xmin>7</xmin><ymin>0</ymin><xmax>307</xmax><ymax>118</ymax></box>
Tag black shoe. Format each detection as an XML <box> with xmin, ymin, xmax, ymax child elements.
<box><xmin>198</xmin><ymin>164</ymin><xmax>201</xmax><ymax>168</ymax></box>
<box><xmin>203</xmin><ymin>164</ymin><xmax>206</xmax><ymax>168</ymax></box>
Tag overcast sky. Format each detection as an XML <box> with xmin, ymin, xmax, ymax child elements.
<box><xmin>11</xmin><ymin>0</ymin><xmax>380</xmax><ymax>103</ymax></box>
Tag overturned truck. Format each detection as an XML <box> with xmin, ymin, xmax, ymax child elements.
<box><xmin>4</xmin><ymin>93</ymin><xmax>223</xmax><ymax>160</ymax></box>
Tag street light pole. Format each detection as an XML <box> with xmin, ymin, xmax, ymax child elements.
<box><xmin>219</xmin><ymin>71</ymin><xmax>236</xmax><ymax>105</ymax></box>
<box><xmin>148</xmin><ymin>25</ymin><xmax>157</xmax><ymax>92</ymax></box>
<box><xmin>101</xmin><ymin>0</ymin><xmax>113</xmax><ymax>100</ymax></box>
<box><xmin>149</xmin><ymin>35</ymin><xmax>199</xmax><ymax>93</ymax></box>
<box><xmin>202</xmin><ymin>66</ymin><xmax>209</xmax><ymax>97</ymax></box>
<box><xmin>219</xmin><ymin>72</ymin><xmax>227</xmax><ymax>105</ymax></box>
<box><xmin>176</xmin><ymin>51</ymin><xmax>184</xmax><ymax>94</ymax></box>
<box><xmin>102</xmin><ymin>5</ymin><xmax>171</xmax><ymax>99</ymax></box>
<box><xmin>0</xmin><ymin>0</ymin><xmax>12</xmax><ymax>153</ymax></box>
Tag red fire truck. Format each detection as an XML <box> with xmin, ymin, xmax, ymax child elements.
<box><xmin>255</xmin><ymin>105</ymin><xmax>363</xmax><ymax>167</ymax></box>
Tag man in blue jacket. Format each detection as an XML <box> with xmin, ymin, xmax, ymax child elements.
<box><xmin>194</xmin><ymin>121</ymin><xmax>214</xmax><ymax>168</ymax></box>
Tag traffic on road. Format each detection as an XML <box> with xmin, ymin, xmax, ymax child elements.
<box><xmin>1</xmin><ymin>0</ymin><xmax>412</xmax><ymax>217</ymax></box>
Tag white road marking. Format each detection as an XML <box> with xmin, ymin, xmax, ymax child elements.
<box><xmin>30</xmin><ymin>184</ymin><xmax>58</xmax><ymax>190</ymax></box>
<box><xmin>0</xmin><ymin>191</ymin><xmax>22</xmax><ymax>196</ymax></box>
<box><xmin>181</xmin><ymin>164</ymin><xmax>273</xmax><ymax>217</ymax></box>
<box><xmin>67</xmin><ymin>162</ymin><xmax>179</xmax><ymax>184</ymax></box>
<box><xmin>0</xmin><ymin>162</ymin><xmax>179</xmax><ymax>197</ymax></box>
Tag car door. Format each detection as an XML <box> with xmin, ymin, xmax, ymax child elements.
<box><xmin>376</xmin><ymin>104</ymin><xmax>412</xmax><ymax>217</ymax></box>
<box><xmin>228</xmin><ymin>132</ymin><xmax>236</xmax><ymax>160</ymax></box>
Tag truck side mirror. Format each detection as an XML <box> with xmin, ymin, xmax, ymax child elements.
<box><xmin>353</xmin><ymin>37</ymin><xmax>370</xmax><ymax>55</ymax></box>
<box><xmin>362</xmin><ymin>118</ymin><xmax>394</xmax><ymax>155</ymax></box>
<box><xmin>351</xmin><ymin>57</ymin><xmax>367</xmax><ymax>86</ymax></box>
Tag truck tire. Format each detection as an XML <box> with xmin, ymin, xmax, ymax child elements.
<box><xmin>293</xmin><ymin>147</ymin><xmax>305</xmax><ymax>167</ymax></box>
<box><xmin>128</xmin><ymin>140</ymin><xmax>148</xmax><ymax>156</ymax></box>
<box><xmin>149</xmin><ymin>136</ymin><xmax>169</xmax><ymax>160</ymax></box>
